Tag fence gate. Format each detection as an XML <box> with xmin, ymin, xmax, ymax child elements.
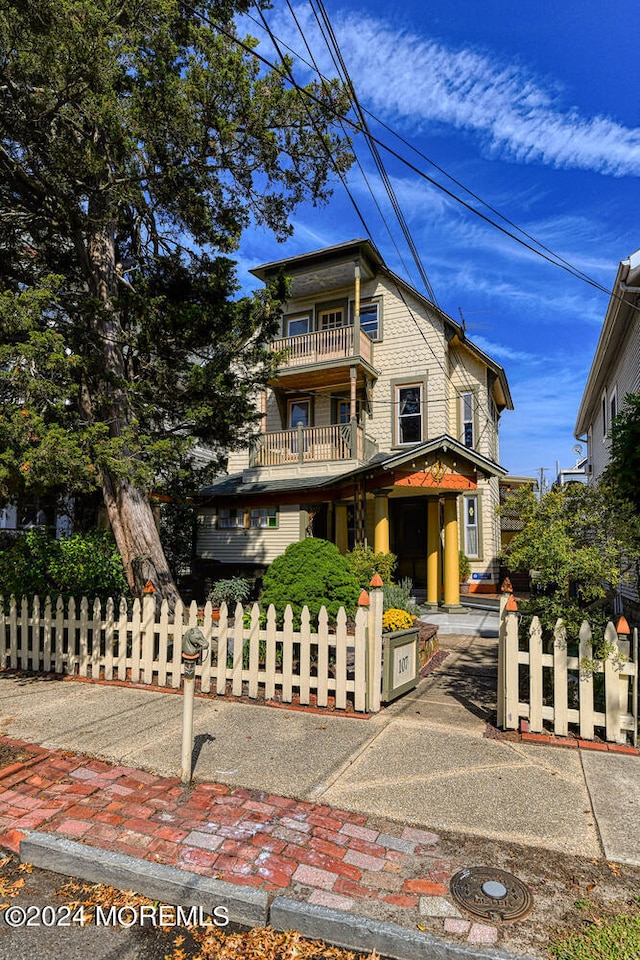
<box><xmin>497</xmin><ymin>595</ymin><xmax>638</xmax><ymax>745</ymax></box>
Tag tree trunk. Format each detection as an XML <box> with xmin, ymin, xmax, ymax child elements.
<box><xmin>102</xmin><ymin>470</ymin><xmax>181</xmax><ymax>608</ymax></box>
<box><xmin>85</xmin><ymin>210</ymin><xmax>181</xmax><ymax>607</ymax></box>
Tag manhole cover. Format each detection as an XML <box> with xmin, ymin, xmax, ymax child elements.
<box><xmin>449</xmin><ymin>867</ymin><xmax>533</xmax><ymax>922</ymax></box>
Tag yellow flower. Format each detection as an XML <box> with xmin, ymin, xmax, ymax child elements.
<box><xmin>382</xmin><ymin>608</ymin><xmax>415</xmax><ymax>632</ymax></box>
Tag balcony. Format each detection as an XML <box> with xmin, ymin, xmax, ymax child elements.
<box><xmin>270</xmin><ymin>327</ymin><xmax>376</xmax><ymax>390</ymax></box>
<box><xmin>250</xmin><ymin>423</ymin><xmax>377</xmax><ymax>468</ymax></box>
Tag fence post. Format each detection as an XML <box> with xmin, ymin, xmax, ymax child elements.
<box><xmin>497</xmin><ymin>579</ymin><xmax>513</xmax><ymax>728</ymax></box>
<box><xmin>604</xmin><ymin>622</ymin><xmax>621</xmax><ymax>743</ymax></box>
<box><xmin>366</xmin><ymin>574</ymin><xmax>384</xmax><ymax>713</ymax></box>
<box><xmin>503</xmin><ymin>593</ymin><xmax>519</xmax><ymax>730</ymax></box>
<box><xmin>633</xmin><ymin>627</ymin><xmax>638</xmax><ymax>748</ymax></box>
<box><xmin>616</xmin><ymin>616</ymin><xmax>631</xmax><ymax>733</ymax></box>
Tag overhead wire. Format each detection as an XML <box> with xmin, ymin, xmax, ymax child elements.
<box><xmin>307</xmin><ymin>0</ymin><xmax>438</xmax><ymax>304</ymax></box>
<box><xmin>248</xmin><ymin>1</ymin><xmax>506</xmax><ymax>447</ymax></box>
<box><xmin>283</xmin><ymin>0</ymin><xmax>419</xmax><ymax>292</ymax></box>
<box><xmin>176</xmin><ymin>0</ymin><xmax>632</xmax><ymax>459</ymax></box>
<box><xmin>234</xmin><ymin>2</ymin><xmax>629</xmax><ymax>305</ymax></box>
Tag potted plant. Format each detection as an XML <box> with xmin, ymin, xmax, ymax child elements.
<box><xmin>459</xmin><ymin>551</ymin><xmax>472</xmax><ymax>594</ymax></box>
<box><xmin>207</xmin><ymin>577</ymin><xmax>251</xmax><ymax>620</ymax></box>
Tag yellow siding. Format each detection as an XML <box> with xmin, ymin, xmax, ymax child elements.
<box><xmin>197</xmin><ymin>503</ymin><xmax>300</xmax><ymax>564</ymax></box>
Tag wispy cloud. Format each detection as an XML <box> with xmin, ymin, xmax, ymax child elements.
<box><xmin>265</xmin><ymin>7</ymin><xmax>640</xmax><ymax>178</ymax></box>
<box><xmin>469</xmin><ymin>336</ymin><xmax>542</xmax><ymax>365</ymax></box>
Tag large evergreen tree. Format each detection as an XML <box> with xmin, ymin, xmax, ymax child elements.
<box><xmin>0</xmin><ymin>0</ymin><xmax>351</xmax><ymax>602</ymax></box>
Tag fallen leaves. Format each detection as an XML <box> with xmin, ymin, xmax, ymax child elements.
<box><xmin>0</xmin><ymin>857</ymin><xmax>26</xmax><ymax>902</ymax></box>
<box><xmin>191</xmin><ymin>926</ymin><xmax>380</xmax><ymax>960</ymax></box>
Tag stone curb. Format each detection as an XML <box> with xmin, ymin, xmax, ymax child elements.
<box><xmin>20</xmin><ymin>832</ymin><xmax>268</xmax><ymax>928</ymax></box>
<box><xmin>270</xmin><ymin>897</ymin><xmax>535</xmax><ymax>960</ymax></box>
<box><xmin>19</xmin><ymin>832</ymin><xmax>537</xmax><ymax>960</ymax></box>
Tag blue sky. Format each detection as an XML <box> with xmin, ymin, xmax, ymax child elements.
<box><xmin>233</xmin><ymin>1</ymin><xmax>639</xmax><ymax>481</ymax></box>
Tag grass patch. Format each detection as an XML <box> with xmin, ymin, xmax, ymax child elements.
<box><xmin>549</xmin><ymin>915</ymin><xmax>640</xmax><ymax>960</ymax></box>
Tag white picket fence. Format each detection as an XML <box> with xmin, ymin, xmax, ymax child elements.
<box><xmin>498</xmin><ymin>598</ymin><xmax>639</xmax><ymax>745</ymax></box>
<box><xmin>0</xmin><ymin>592</ymin><xmax>384</xmax><ymax>713</ymax></box>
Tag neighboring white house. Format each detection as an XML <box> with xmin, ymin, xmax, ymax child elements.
<box><xmin>575</xmin><ymin>247</ymin><xmax>640</xmax><ymax>615</ymax></box>
<box><xmin>195</xmin><ymin>239</ymin><xmax>513</xmax><ymax>607</ymax></box>
<box><xmin>575</xmin><ymin>248</ymin><xmax>640</xmax><ymax>479</ymax></box>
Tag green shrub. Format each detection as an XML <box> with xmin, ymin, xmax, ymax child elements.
<box><xmin>208</xmin><ymin>576</ymin><xmax>251</xmax><ymax>607</ymax></box>
<box><xmin>260</xmin><ymin>538</ymin><xmax>360</xmax><ymax>628</ymax></box>
<box><xmin>0</xmin><ymin>529</ymin><xmax>129</xmax><ymax>602</ymax></box>
<box><xmin>346</xmin><ymin>544</ymin><xmax>396</xmax><ymax>590</ymax></box>
<box><xmin>382</xmin><ymin>577</ymin><xmax>417</xmax><ymax>614</ymax></box>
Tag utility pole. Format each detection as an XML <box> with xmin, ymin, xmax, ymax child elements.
<box><xmin>537</xmin><ymin>467</ymin><xmax>548</xmax><ymax>498</ymax></box>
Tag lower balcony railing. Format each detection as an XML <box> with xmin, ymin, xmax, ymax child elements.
<box><xmin>250</xmin><ymin>423</ymin><xmax>371</xmax><ymax>467</ymax></box>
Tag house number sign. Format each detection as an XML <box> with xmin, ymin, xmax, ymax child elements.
<box><xmin>393</xmin><ymin>642</ymin><xmax>414</xmax><ymax>689</ymax></box>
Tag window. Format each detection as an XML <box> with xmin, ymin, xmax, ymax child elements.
<box><xmin>359</xmin><ymin>300</ymin><xmax>380</xmax><ymax>340</ymax></box>
<box><xmin>397</xmin><ymin>385</ymin><xmax>422</xmax><ymax>444</ymax></box>
<box><xmin>219</xmin><ymin>508</ymin><xmax>245</xmax><ymax>529</ymax></box>
<box><xmin>288</xmin><ymin>398</ymin><xmax>311</xmax><ymax>429</ymax></box>
<box><xmin>601</xmin><ymin>389</ymin><xmax>608</xmax><ymax>438</ymax></box>
<box><xmin>464</xmin><ymin>496</ymin><xmax>479</xmax><ymax>557</ymax></box>
<box><xmin>318</xmin><ymin>306</ymin><xmax>344</xmax><ymax>330</ymax></box>
<box><xmin>609</xmin><ymin>387</ymin><xmax>617</xmax><ymax>429</ymax></box>
<box><xmin>331</xmin><ymin>395</ymin><xmax>363</xmax><ymax>424</ymax></box>
<box><xmin>461</xmin><ymin>392</ymin><xmax>475</xmax><ymax>448</ymax></box>
<box><xmin>250</xmin><ymin>507</ymin><xmax>278</xmax><ymax>528</ymax></box>
<box><xmin>284</xmin><ymin>314</ymin><xmax>310</xmax><ymax>337</ymax></box>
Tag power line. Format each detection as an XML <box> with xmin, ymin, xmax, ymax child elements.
<box><xmin>307</xmin><ymin>0</ymin><xmax>438</xmax><ymax>305</ymax></box>
<box><xmin>224</xmin><ymin>1</ymin><xmax>507</xmax><ymax>442</ymax></box>
<box><xmin>236</xmin><ymin>3</ymin><xmax>629</xmax><ymax>305</ymax></box>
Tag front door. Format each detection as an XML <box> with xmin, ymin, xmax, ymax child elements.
<box><xmin>390</xmin><ymin>499</ymin><xmax>428</xmax><ymax>589</ymax></box>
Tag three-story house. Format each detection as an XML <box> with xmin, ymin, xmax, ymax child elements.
<box><xmin>196</xmin><ymin>239</ymin><xmax>513</xmax><ymax>607</ymax></box>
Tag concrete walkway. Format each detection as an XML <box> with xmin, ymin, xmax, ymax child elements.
<box><xmin>0</xmin><ymin>631</ymin><xmax>639</xmax><ymax>959</ymax></box>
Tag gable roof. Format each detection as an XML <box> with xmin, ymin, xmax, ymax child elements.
<box><xmin>251</xmin><ymin>238</ymin><xmax>513</xmax><ymax>412</ymax></box>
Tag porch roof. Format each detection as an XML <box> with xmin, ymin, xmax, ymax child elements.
<box><xmin>376</xmin><ymin>435</ymin><xmax>508</xmax><ymax>478</ymax></box>
<box><xmin>198</xmin><ymin>436</ymin><xmax>505</xmax><ymax>504</ymax></box>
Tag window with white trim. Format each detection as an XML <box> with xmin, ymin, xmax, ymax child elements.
<box><xmin>464</xmin><ymin>496</ymin><xmax>479</xmax><ymax>557</ymax></box>
<box><xmin>284</xmin><ymin>313</ymin><xmax>310</xmax><ymax>337</ymax></box>
<box><xmin>609</xmin><ymin>387</ymin><xmax>617</xmax><ymax>430</ymax></box>
<box><xmin>250</xmin><ymin>507</ymin><xmax>278</xmax><ymax>528</ymax></box>
<box><xmin>461</xmin><ymin>391</ymin><xmax>475</xmax><ymax>448</ymax></box>
<box><xmin>359</xmin><ymin>300</ymin><xmax>380</xmax><ymax>340</ymax></box>
<box><xmin>397</xmin><ymin>384</ymin><xmax>422</xmax><ymax>444</ymax></box>
<box><xmin>219</xmin><ymin>508</ymin><xmax>245</xmax><ymax>529</ymax></box>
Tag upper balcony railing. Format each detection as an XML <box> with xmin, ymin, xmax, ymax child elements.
<box><xmin>249</xmin><ymin>422</ymin><xmax>378</xmax><ymax>467</ymax></box>
<box><xmin>271</xmin><ymin>326</ymin><xmax>374</xmax><ymax>369</ymax></box>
